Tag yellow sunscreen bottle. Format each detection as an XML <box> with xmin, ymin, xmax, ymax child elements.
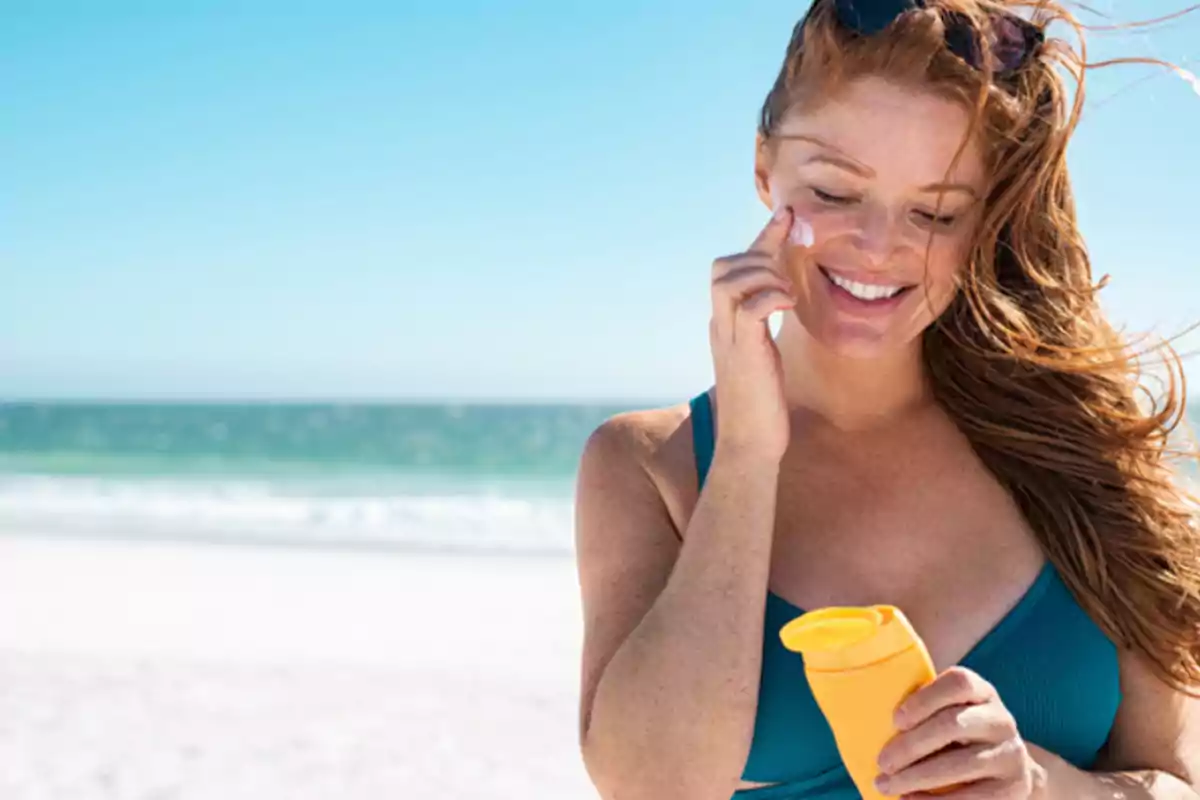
<box><xmin>779</xmin><ymin>606</ymin><xmax>937</xmax><ymax>800</ymax></box>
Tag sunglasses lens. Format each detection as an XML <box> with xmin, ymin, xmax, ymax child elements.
<box><xmin>833</xmin><ymin>0</ymin><xmax>922</xmax><ymax>36</ymax></box>
<box><xmin>828</xmin><ymin>1</ymin><xmax>1041</xmax><ymax>75</ymax></box>
<box><xmin>941</xmin><ymin>12</ymin><xmax>982</xmax><ymax>68</ymax></box>
<box><xmin>993</xmin><ymin>16</ymin><xmax>1039</xmax><ymax>72</ymax></box>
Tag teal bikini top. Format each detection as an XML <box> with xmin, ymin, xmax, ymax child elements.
<box><xmin>687</xmin><ymin>392</ymin><xmax>1122</xmax><ymax>800</ymax></box>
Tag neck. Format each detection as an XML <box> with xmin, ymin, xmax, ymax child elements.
<box><xmin>775</xmin><ymin>317</ymin><xmax>934</xmax><ymax>431</ymax></box>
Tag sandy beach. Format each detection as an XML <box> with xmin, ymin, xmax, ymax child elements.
<box><xmin>0</xmin><ymin>534</ymin><xmax>596</xmax><ymax>799</ymax></box>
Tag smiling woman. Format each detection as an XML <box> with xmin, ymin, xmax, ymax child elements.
<box><xmin>572</xmin><ymin>2</ymin><xmax>1200</xmax><ymax>800</ymax></box>
<box><xmin>763</xmin><ymin>80</ymin><xmax>981</xmax><ymax>358</ymax></box>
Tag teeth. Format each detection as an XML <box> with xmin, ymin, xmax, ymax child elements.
<box><xmin>826</xmin><ymin>271</ymin><xmax>903</xmax><ymax>301</ymax></box>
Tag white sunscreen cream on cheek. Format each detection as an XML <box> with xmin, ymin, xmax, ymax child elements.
<box><xmin>789</xmin><ymin>216</ymin><xmax>814</xmax><ymax>247</ymax></box>
<box><xmin>770</xmin><ymin>186</ymin><xmax>815</xmax><ymax>248</ymax></box>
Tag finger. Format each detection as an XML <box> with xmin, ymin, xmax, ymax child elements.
<box><xmin>712</xmin><ymin>265</ymin><xmax>793</xmax><ymax>299</ymax></box>
<box><xmin>747</xmin><ymin>204</ymin><xmax>793</xmax><ymax>258</ymax></box>
<box><xmin>711</xmin><ymin>267</ymin><xmax>792</xmax><ymax>335</ymax></box>
<box><xmin>878</xmin><ymin>703</ymin><xmax>1017</xmax><ymax>775</ymax></box>
<box><xmin>896</xmin><ymin>668</ymin><xmax>996</xmax><ymax>731</ymax></box>
<box><xmin>711</xmin><ymin>250</ymin><xmax>788</xmax><ymax>280</ymax></box>
<box><xmin>875</xmin><ymin>742</ymin><xmax>1017</xmax><ymax>796</ymax></box>
<box><xmin>737</xmin><ymin>287</ymin><xmax>795</xmax><ymax>323</ymax></box>
<box><xmin>905</xmin><ymin>778</ymin><xmax>1018</xmax><ymax>800</ymax></box>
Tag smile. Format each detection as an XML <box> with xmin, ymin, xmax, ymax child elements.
<box><xmin>820</xmin><ymin>267</ymin><xmax>912</xmax><ymax>302</ymax></box>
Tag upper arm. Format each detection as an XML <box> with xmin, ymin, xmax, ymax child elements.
<box><xmin>574</xmin><ymin>413</ymin><xmax>684</xmax><ymax>743</ymax></box>
<box><xmin>1097</xmin><ymin>648</ymin><xmax>1200</xmax><ymax>787</ymax></box>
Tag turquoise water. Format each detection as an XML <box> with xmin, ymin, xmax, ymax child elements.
<box><xmin>0</xmin><ymin>401</ymin><xmax>636</xmax><ymax>553</ymax></box>
<box><xmin>3</xmin><ymin>401</ymin><xmax>1194</xmax><ymax>554</ymax></box>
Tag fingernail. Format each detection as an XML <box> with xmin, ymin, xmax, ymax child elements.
<box><xmin>772</xmin><ymin>202</ymin><xmax>788</xmax><ymax>221</ymax></box>
<box><xmin>789</xmin><ymin>217</ymin><xmax>814</xmax><ymax>247</ymax></box>
<box><xmin>875</xmin><ymin>776</ymin><xmax>892</xmax><ymax>794</ymax></box>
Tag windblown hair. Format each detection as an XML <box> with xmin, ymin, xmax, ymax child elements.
<box><xmin>759</xmin><ymin>0</ymin><xmax>1200</xmax><ymax>691</ymax></box>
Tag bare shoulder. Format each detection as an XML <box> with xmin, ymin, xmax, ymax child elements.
<box><xmin>577</xmin><ymin>398</ymin><xmax>704</xmax><ymax>533</ymax></box>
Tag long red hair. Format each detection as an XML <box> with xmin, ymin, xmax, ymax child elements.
<box><xmin>759</xmin><ymin>0</ymin><xmax>1200</xmax><ymax>690</ymax></box>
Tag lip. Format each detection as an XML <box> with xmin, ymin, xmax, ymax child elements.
<box><xmin>820</xmin><ymin>266</ymin><xmax>912</xmax><ymax>289</ymax></box>
<box><xmin>818</xmin><ymin>265</ymin><xmax>913</xmax><ymax>314</ymax></box>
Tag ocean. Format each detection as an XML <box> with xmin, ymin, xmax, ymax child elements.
<box><xmin>0</xmin><ymin>401</ymin><xmax>638</xmax><ymax>556</ymax></box>
<box><xmin>4</xmin><ymin>400</ymin><xmax>1196</xmax><ymax>557</ymax></box>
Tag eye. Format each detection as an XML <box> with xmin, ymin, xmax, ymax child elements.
<box><xmin>913</xmin><ymin>209</ymin><xmax>958</xmax><ymax>228</ymax></box>
<box><xmin>812</xmin><ymin>187</ymin><xmax>858</xmax><ymax>206</ymax></box>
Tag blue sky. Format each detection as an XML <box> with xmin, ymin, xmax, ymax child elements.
<box><xmin>4</xmin><ymin>1</ymin><xmax>1199</xmax><ymax>401</ymax></box>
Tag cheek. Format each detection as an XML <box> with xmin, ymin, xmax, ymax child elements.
<box><xmin>910</xmin><ymin>239</ymin><xmax>967</xmax><ymax>318</ymax></box>
<box><xmin>921</xmin><ymin>242</ymin><xmax>964</xmax><ymax>288</ymax></box>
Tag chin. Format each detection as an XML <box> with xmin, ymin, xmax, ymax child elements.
<box><xmin>788</xmin><ymin>306</ymin><xmax>925</xmax><ymax>361</ymax></box>
<box><xmin>813</xmin><ymin>326</ymin><xmax>910</xmax><ymax>360</ymax></box>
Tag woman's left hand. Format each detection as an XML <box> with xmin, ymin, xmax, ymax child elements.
<box><xmin>874</xmin><ymin>666</ymin><xmax>1044</xmax><ymax>800</ymax></box>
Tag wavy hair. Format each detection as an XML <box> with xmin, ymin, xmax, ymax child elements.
<box><xmin>758</xmin><ymin>0</ymin><xmax>1200</xmax><ymax>691</ymax></box>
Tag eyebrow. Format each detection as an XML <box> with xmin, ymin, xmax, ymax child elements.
<box><xmin>919</xmin><ymin>182</ymin><xmax>978</xmax><ymax>198</ymax></box>
<box><xmin>776</xmin><ymin>133</ymin><xmax>979</xmax><ymax>198</ymax></box>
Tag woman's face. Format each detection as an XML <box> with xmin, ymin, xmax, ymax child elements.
<box><xmin>756</xmin><ymin>75</ymin><xmax>987</xmax><ymax>359</ymax></box>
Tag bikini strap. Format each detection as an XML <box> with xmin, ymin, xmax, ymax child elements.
<box><xmin>688</xmin><ymin>391</ymin><xmax>715</xmax><ymax>491</ymax></box>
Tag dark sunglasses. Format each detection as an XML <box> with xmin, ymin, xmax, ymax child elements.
<box><xmin>827</xmin><ymin>0</ymin><xmax>1045</xmax><ymax>77</ymax></box>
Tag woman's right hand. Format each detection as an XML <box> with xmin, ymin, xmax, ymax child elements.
<box><xmin>708</xmin><ymin>204</ymin><xmax>797</xmax><ymax>463</ymax></box>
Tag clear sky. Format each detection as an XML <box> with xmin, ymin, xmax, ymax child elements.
<box><xmin>4</xmin><ymin>1</ymin><xmax>1199</xmax><ymax>402</ymax></box>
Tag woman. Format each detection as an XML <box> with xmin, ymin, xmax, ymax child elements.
<box><xmin>572</xmin><ymin>1</ymin><xmax>1200</xmax><ymax>799</ymax></box>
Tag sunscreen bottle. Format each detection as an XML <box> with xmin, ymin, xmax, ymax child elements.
<box><xmin>779</xmin><ymin>606</ymin><xmax>938</xmax><ymax>800</ymax></box>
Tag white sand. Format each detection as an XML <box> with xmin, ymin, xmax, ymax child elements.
<box><xmin>0</xmin><ymin>534</ymin><xmax>597</xmax><ymax>799</ymax></box>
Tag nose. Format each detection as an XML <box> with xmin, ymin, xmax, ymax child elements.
<box><xmin>850</xmin><ymin>202</ymin><xmax>895</xmax><ymax>268</ymax></box>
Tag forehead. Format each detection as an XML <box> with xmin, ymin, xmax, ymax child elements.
<box><xmin>774</xmin><ymin>76</ymin><xmax>986</xmax><ymax>186</ymax></box>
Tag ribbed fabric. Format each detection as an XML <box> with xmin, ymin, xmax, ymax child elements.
<box><xmin>687</xmin><ymin>391</ymin><xmax>1121</xmax><ymax>800</ymax></box>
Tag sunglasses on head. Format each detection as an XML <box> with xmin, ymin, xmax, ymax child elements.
<box><xmin>825</xmin><ymin>0</ymin><xmax>1045</xmax><ymax>77</ymax></box>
